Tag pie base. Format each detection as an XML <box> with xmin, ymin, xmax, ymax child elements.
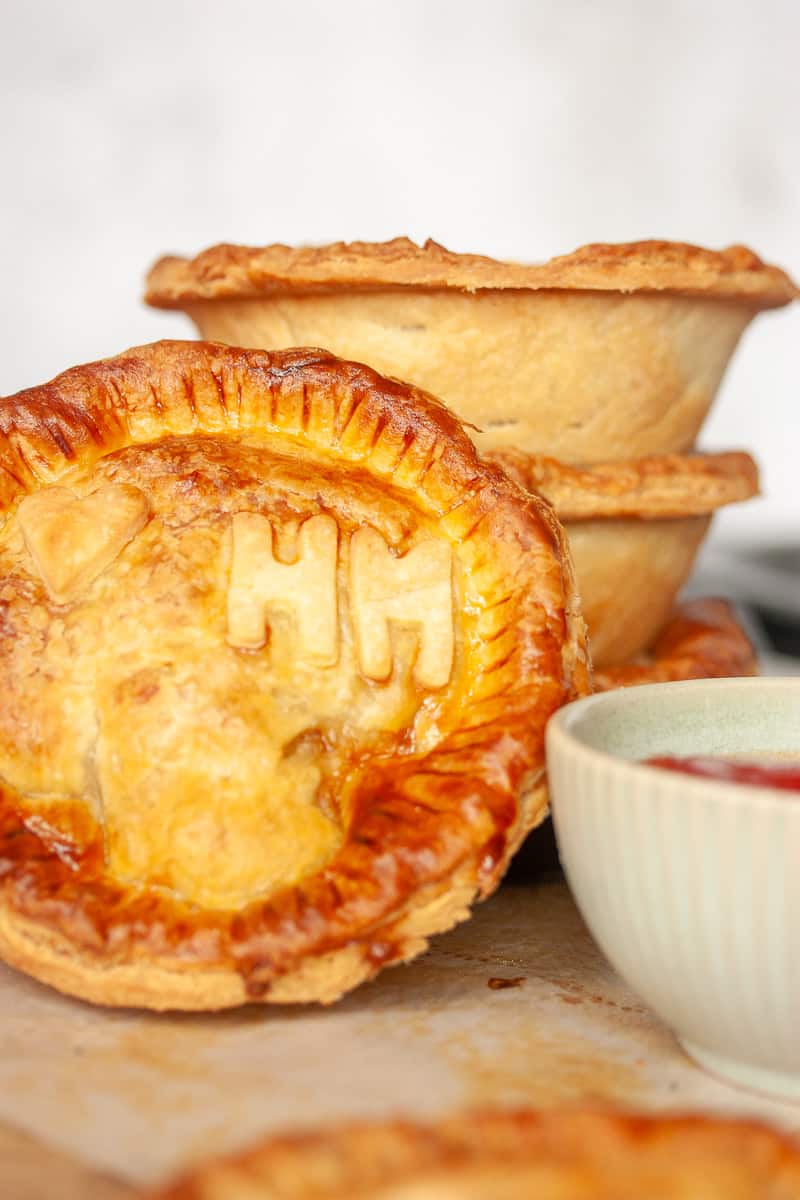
<box><xmin>487</xmin><ymin>449</ymin><xmax>758</xmax><ymax>668</ymax></box>
<box><xmin>567</xmin><ymin>516</ymin><xmax>709</xmax><ymax>667</ymax></box>
<box><xmin>177</xmin><ymin>289</ymin><xmax>755</xmax><ymax>462</ymax></box>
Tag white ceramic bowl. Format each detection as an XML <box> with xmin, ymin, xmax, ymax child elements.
<box><xmin>546</xmin><ymin>677</ymin><xmax>800</xmax><ymax>1100</ymax></box>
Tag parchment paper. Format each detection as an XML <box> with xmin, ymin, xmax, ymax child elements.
<box><xmin>0</xmin><ymin>878</ymin><xmax>797</xmax><ymax>1189</ymax></box>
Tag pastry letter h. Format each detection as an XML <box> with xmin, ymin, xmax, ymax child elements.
<box><xmin>227</xmin><ymin>514</ymin><xmax>453</xmax><ymax>688</ymax></box>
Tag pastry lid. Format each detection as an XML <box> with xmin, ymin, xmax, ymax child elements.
<box><xmin>0</xmin><ymin>340</ymin><xmax>587</xmax><ymax>1010</ymax></box>
<box><xmin>145</xmin><ymin>237</ymin><xmax>799</xmax><ymax>309</ymax></box>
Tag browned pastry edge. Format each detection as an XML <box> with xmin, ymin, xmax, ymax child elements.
<box><xmin>593</xmin><ymin>597</ymin><xmax>758</xmax><ymax>690</ymax></box>
<box><xmin>147</xmin><ymin>1108</ymin><xmax>800</xmax><ymax>1199</ymax></box>
<box><xmin>144</xmin><ymin>236</ymin><xmax>799</xmax><ymax>308</ymax></box>
<box><xmin>0</xmin><ymin>340</ymin><xmax>588</xmax><ymax>1008</ymax></box>
<box><xmin>486</xmin><ymin>448</ymin><xmax>760</xmax><ymax>520</ymax></box>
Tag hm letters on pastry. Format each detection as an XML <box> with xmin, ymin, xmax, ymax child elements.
<box><xmin>19</xmin><ymin>485</ymin><xmax>455</xmax><ymax>689</ymax></box>
<box><xmin>227</xmin><ymin>512</ymin><xmax>454</xmax><ymax>688</ymax></box>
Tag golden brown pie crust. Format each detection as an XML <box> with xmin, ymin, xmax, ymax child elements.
<box><xmin>147</xmin><ymin>1108</ymin><xmax>800</xmax><ymax>1199</ymax></box>
<box><xmin>0</xmin><ymin>340</ymin><xmax>587</xmax><ymax>1010</ymax></box>
<box><xmin>487</xmin><ymin>449</ymin><xmax>759</xmax><ymax>521</ymax></box>
<box><xmin>145</xmin><ymin>239</ymin><xmax>795</xmax><ymax>465</ymax></box>
<box><xmin>145</xmin><ymin>237</ymin><xmax>799</xmax><ymax>307</ymax></box>
<box><xmin>593</xmin><ymin>598</ymin><xmax>758</xmax><ymax>691</ymax></box>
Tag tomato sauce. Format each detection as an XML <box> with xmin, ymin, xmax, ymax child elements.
<box><xmin>644</xmin><ymin>756</ymin><xmax>800</xmax><ymax>792</ymax></box>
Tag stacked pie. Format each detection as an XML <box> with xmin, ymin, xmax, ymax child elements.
<box><xmin>146</xmin><ymin>237</ymin><xmax>798</xmax><ymax>684</ymax></box>
<box><xmin>0</xmin><ymin>239</ymin><xmax>793</xmax><ymax>1014</ymax></box>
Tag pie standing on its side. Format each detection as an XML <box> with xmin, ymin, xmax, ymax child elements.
<box><xmin>0</xmin><ymin>340</ymin><xmax>587</xmax><ymax>1010</ymax></box>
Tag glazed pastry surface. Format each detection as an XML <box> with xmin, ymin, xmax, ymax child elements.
<box><xmin>0</xmin><ymin>341</ymin><xmax>587</xmax><ymax>1009</ymax></box>
<box><xmin>1</xmin><ymin>435</ymin><xmax>459</xmax><ymax>910</ymax></box>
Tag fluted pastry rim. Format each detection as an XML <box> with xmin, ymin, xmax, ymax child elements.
<box><xmin>145</xmin><ymin>237</ymin><xmax>799</xmax><ymax>309</ymax></box>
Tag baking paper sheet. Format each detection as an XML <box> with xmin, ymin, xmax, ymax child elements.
<box><xmin>0</xmin><ymin>879</ymin><xmax>797</xmax><ymax>1188</ymax></box>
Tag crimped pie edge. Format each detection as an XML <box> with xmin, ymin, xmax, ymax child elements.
<box><xmin>145</xmin><ymin>237</ymin><xmax>799</xmax><ymax>308</ymax></box>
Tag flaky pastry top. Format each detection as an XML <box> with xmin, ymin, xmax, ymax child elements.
<box><xmin>145</xmin><ymin>237</ymin><xmax>799</xmax><ymax>309</ymax></box>
<box><xmin>0</xmin><ymin>341</ymin><xmax>586</xmax><ymax>1002</ymax></box>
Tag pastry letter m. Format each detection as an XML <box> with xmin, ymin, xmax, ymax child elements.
<box><xmin>349</xmin><ymin>529</ymin><xmax>453</xmax><ymax>689</ymax></box>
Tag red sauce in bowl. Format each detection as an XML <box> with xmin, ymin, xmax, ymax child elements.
<box><xmin>644</xmin><ymin>756</ymin><xmax>800</xmax><ymax>792</ymax></box>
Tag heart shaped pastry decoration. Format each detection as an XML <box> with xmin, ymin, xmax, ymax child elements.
<box><xmin>18</xmin><ymin>483</ymin><xmax>150</xmax><ymax>604</ymax></box>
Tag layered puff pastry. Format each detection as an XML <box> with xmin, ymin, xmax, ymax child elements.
<box><xmin>145</xmin><ymin>237</ymin><xmax>798</xmax><ymax>462</ymax></box>
<box><xmin>0</xmin><ymin>341</ymin><xmax>587</xmax><ymax>1010</ymax></box>
<box><xmin>487</xmin><ymin>449</ymin><xmax>758</xmax><ymax>667</ymax></box>
<box><xmin>148</xmin><ymin>1109</ymin><xmax>800</xmax><ymax>1199</ymax></box>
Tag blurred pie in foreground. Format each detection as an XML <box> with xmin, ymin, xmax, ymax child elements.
<box><xmin>0</xmin><ymin>341</ymin><xmax>586</xmax><ymax>1010</ymax></box>
<box><xmin>147</xmin><ymin>1109</ymin><xmax>800</xmax><ymax>1199</ymax></box>
<box><xmin>145</xmin><ymin>236</ymin><xmax>798</xmax><ymax>461</ymax></box>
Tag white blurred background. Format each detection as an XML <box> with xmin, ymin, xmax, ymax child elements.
<box><xmin>1</xmin><ymin>0</ymin><xmax>797</xmax><ymax>542</ymax></box>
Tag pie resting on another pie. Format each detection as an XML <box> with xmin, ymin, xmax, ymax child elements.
<box><xmin>144</xmin><ymin>236</ymin><xmax>799</xmax><ymax>462</ymax></box>
<box><xmin>0</xmin><ymin>341</ymin><xmax>587</xmax><ymax>1010</ymax></box>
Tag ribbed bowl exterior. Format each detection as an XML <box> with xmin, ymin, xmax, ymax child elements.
<box><xmin>547</xmin><ymin>685</ymin><xmax>800</xmax><ymax>1084</ymax></box>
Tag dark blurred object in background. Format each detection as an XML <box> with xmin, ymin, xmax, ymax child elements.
<box><xmin>507</xmin><ymin>819</ymin><xmax>560</xmax><ymax>883</ymax></box>
<box><xmin>689</xmin><ymin>542</ymin><xmax>800</xmax><ymax>668</ymax></box>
